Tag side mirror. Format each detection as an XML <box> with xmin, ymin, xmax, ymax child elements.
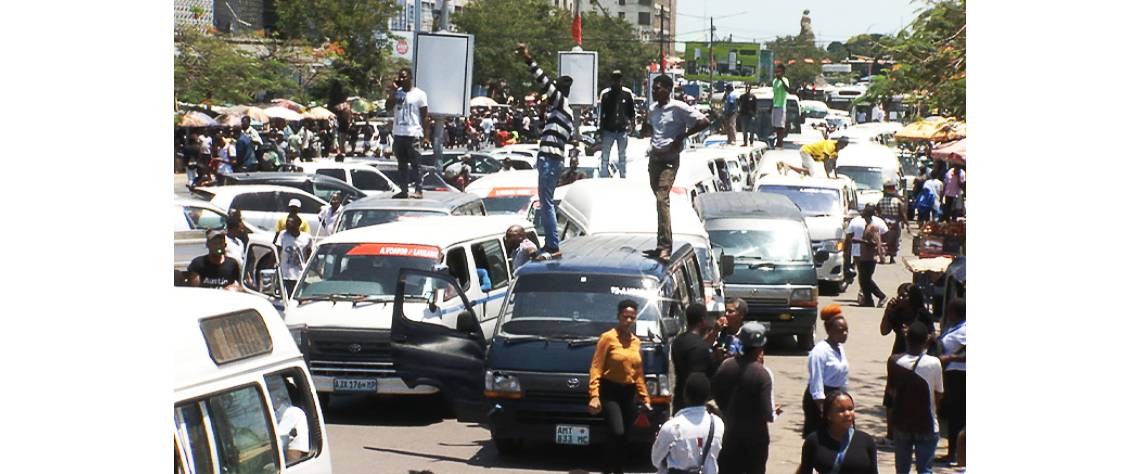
<box><xmin>456</xmin><ymin>310</ymin><xmax>480</xmax><ymax>335</ymax></box>
<box><xmin>661</xmin><ymin>318</ymin><xmax>682</xmax><ymax>338</ymax></box>
<box><xmin>814</xmin><ymin>250</ymin><xmax>830</xmax><ymax>264</ymax></box>
<box><xmin>258</xmin><ymin>269</ymin><xmax>279</xmax><ymax>296</ymax></box>
<box><xmin>719</xmin><ymin>254</ymin><xmax>735</xmax><ymax>278</ymax></box>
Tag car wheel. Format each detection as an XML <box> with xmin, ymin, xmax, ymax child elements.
<box><xmin>797</xmin><ymin>329</ymin><xmax>815</xmax><ymax>351</ymax></box>
<box><xmin>492</xmin><ymin>435</ymin><xmax>522</xmax><ymax>456</ymax></box>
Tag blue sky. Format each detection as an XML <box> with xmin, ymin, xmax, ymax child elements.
<box><xmin>673</xmin><ymin>0</ymin><xmax>927</xmax><ymax>50</ymax></box>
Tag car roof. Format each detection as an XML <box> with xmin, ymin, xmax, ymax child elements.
<box><xmin>836</xmin><ymin>144</ymin><xmax>899</xmax><ymax>168</ymax></box>
<box><xmin>317</xmin><ymin>215</ymin><xmax>531</xmax><ymax>248</ymax></box>
<box><xmin>515</xmin><ymin>234</ymin><xmax>692</xmax><ymax>279</ymax></box>
<box><xmin>559</xmin><ymin>179</ymin><xmax>707</xmax><ymax>235</ymax></box>
<box><xmin>173</xmin><ymin>288</ymin><xmax>300</xmax><ymax>392</ymax></box>
<box><xmin>174</xmin><ymin>197</ymin><xmax>225</xmax><ymax>212</ymax></box>
<box><xmin>222</xmin><ymin>172</ymin><xmax>344</xmax><ymax>184</ymax></box>
<box><xmin>202</xmin><ymin>184</ymin><xmax>317</xmax><ymax>201</ymax></box>
<box><xmin>695</xmin><ymin>192</ymin><xmax>804</xmax><ymax>221</ymax></box>
<box><xmin>341</xmin><ymin>191</ymin><xmax>481</xmax><ymax>211</ymax></box>
<box><xmin>300</xmin><ymin>160</ymin><xmax>372</xmax><ymax>170</ymax></box>
<box><xmin>465</xmin><ymin>170</ymin><xmax>539</xmax><ymax>194</ymax></box>
<box><xmin>756</xmin><ymin>174</ymin><xmax>849</xmax><ymax>190</ymax></box>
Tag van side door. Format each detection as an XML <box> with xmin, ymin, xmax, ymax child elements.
<box><xmin>390</xmin><ymin>268</ymin><xmax>487</xmax><ymax>423</ymax></box>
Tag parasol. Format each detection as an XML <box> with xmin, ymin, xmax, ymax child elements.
<box><xmin>264</xmin><ymin>106</ymin><xmax>304</xmax><ymax>121</ymax></box>
<box><xmin>221</xmin><ymin>105</ymin><xmax>270</xmax><ymax>123</ymax></box>
<box><xmin>270</xmin><ymin>98</ymin><xmax>306</xmax><ymax>112</ymax></box>
<box><xmin>470</xmin><ymin>96</ymin><xmax>499</xmax><ymax>107</ymax></box>
<box><xmin>304</xmin><ymin>106</ymin><xmax>336</xmax><ymax>120</ymax></box>
<box><xmin>178</xmin><ymin>111</ymin><xmax>218</xmax><ymax>127</ymax></box>
<box><xmin>931</xmin><ymin>138</ymin><xmax>967</xmax><ymax>166</ymax></box>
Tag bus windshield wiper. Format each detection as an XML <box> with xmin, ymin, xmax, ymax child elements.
<box><xmin>566</xmin><ymin>336</ymin><xmax>600</xmax><ymax>348</ymax></box>
<box><xmin>501</xmin><ymin>334</ymin><xmax>552</xmax><ymax>345</ymax></box>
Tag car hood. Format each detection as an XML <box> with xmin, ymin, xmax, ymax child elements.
<box><xmin>803</xmin><ymin>215</ymin><xmax>844</xmax><ymax>241</ymax></box>
<box><xmin>284</xmin><ymin>299</ymin><xmax>394</xmax><ymax>330</ymax></box>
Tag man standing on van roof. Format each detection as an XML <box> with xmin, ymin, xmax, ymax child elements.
<box><xmin>772</xmin><ymin>64</ymin><xmax>790</xmax><ymax>148</ymax></box>
<box><xmin>597</xmin><ymin>70</ymin><xmax>635</xmax><ymax>178</ymax></box>
<box><xmin>385</xmin><ymin>67</ymin><xmax>430</xmax><ymax>199</ymax></box>
<box><xmin>647</xmin><ymin>74</ymin><xmax>710</xmax><ymax>261</ymax></box>
<box><xmin>516</xmin><ymin>43</ymin><xmax>574</xmax><ymax>260</ymax></box>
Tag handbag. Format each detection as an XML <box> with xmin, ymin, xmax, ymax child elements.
<box><xmin>667</xmin><ymin>412</ymin><xmax>717</xmax><ymax>474</ymax></box>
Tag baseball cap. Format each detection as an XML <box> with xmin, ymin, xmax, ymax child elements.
<box><xmin>288</xmin><ymin>198</ymin><xmax>302</xmax><ymax>208</ymax></box>
<box><xmin>739</xmin><ymin>321</ymin><xmax>768</xmax><ymax>349</ymax></box>
<box><xmin>611</xmin><ymin>69</ymin><xmax>623</xmax><ymax>77</ymax></box>
<box><xmin>207</xmin><ymin>228</ymin><xmax>227</xmax><ymax>241</ymax></box>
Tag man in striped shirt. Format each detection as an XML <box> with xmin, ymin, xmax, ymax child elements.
<box><xmin>516</xmin><ymin>43</ymin><xmax>574</xmax><ymax>258</ymax></box>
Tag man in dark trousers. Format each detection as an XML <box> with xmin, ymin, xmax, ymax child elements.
<box><xmin>712</xmin><ymin>321</ymin><xmax>777</xmax><ymax>473</ymax></box>
<box><xmin>646</xmin><ymin>74</ymin><xmax>710</xmax><ymax>260</ymax></box>
<box><xmin>739</xmin><ymin>83</ymin><xmax>758</xmax><ymax>146</ymax></box>
<box><xmin>597</xmin><ymin>70</ymin><xmax>636</xmax><ymax>178</ymax></box>
<box><xmin>385</xmin><ymin>67</ymin><xmax>431</xmax><ymax>199</ymax></box>
<box><xmin>670</xmin><ymin>303</ymin><xmax>714</xmax><ymax>414</ymax></box>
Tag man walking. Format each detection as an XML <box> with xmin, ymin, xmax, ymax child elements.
<box><xmin>722</xmin><ymin>87</ymin><xmax>738</xmax><ymax>145</ymax></box>
<box><xmin>597</xmin><ymin>70</ymin><xmax>636</xmax><ymax>178</ymax></box>
<box><xmin>275</xmin><ymin>215</ymin><xmax>313</xmax><ymax>297</ymax></box>
<box><xmin>516</xmin><ymin>43</ymin><xmax>574</xmax><ymax>259</ymax></box>
<box><xmin>651</xmin><ymin>373</ymin><xmax>724</xmax><ymax>473</ymax></box>
<box><xmin>886</xmin><ymin>322</ymin><xmax>943</xmax><ymax>474</ymax></box>
<box><xmin>739</xmin><ymin>84</ymin><xmax>758</xmax><ymax>146</ymax></box>
<box><xmin>317</xmin><ymin>191</ymin><xmax>345</xmax><ymax>237</ymax></box>
<box><xmin>671</xmin><ymin>304</ymin><xmax>715</xmax><ymax>414</ymax></box>
<box><xmin>845</xmin><ymin>205</ymin><xmax>888</xmax><ymax>307</ymax></box>
<box><xmin>385</xmin><ymin>67</ymin><xmax>430</xmax><ymax>199</ymax></box>
<box><xmin>712</xmin><ymin>321</ymin><xmax>777</xmax><ymax>474</ymax></box>
<box><xmin>646</xmin><ymin>74</ymin><xmax>709</xmax><ymax>260</ymax></box>
<box><xmin>876</xmin><ymin>181</ymin><xmax>907</xmax><ymax>263</ymax></box>
<box><xmin>772</xmin><ymin>65</ymin><xmax>791</xmax><ymax>148</ymax></box>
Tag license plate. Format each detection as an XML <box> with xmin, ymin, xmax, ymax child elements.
<box><xmin>554</xmin><ymin>425</ymin><xmax>589</xmax><ymax>445</ymax></box>
<box><xmin>333</xmin><ymin>378</ymin><xmax>377</xmax><ymax>393</ymax></box>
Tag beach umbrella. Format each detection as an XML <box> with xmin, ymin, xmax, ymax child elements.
<box><xmin>178</xmin><ymin>111</ymin><xmax>218</xmax><ymax>127</ymax></box>
<box><xmin>304</xmin><ymin>106</ymin><xmax>336</xmax><ymax>120</ymax></box>
<box><xmin>931</xmin><ymin>138</ymin><xmax>967</xmax><ymax>166</ymax></box>
<box><xmin>470</xmin><ymin>96</ymin><xmax>499</xmax><ymax>107</ymax></box>
<box><xmin>264</xmin><ymin>106</ymin><xmax>304</xmax><ymax>121</ymax></box>
<box><xmin>270</xmin><ymin>98</ymin><xmax>305</xmax><ymax>112</ymax></box>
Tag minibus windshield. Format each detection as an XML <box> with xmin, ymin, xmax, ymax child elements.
<box><xmin>296</xmin><ymin>243</ymin><xmax>438</xmax><ymax>300</ymax></box>
<box><xmin>500</xmin><ymin>274</ymin><xmax>664</xmax><ymax>338</ymax></box>
<box><xmin>337</xmin><ymin>209</ymin><xmax>446</xmax><ymax>232</ymax></box>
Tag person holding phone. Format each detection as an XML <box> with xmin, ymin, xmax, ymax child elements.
<box><xmin>384</xmin><ymin>67</ymin><xmax>430</xmax><ymax>199</ymax></box>
<box><xmin>588</xmin><ymin>300</ymin><xmax>653</xmax><ymax>474</ymax></box>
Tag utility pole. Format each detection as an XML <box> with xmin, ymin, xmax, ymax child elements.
<box><xmin>432</xmin><ymin>0</ymin><xmax>449</xmax><ymax>166</ymax></box>
<box><xmin>708</xmin><ymin>16</ymin><xmax>714</xmax><ymax>95</ymax></box>
<box><xmin>657</xmin><ymin>4</ymin><xmax>670</xmax><ymax>73</ymax></box>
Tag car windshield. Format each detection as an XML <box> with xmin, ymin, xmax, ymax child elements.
<box><xmin>708</xmin><ymin>223</ymin><xmax>811</xmax><ymax>263</ymax></box>
<box><xmin>500</xmin><ymin>274</ymin><xmax>664</xmax><ymax>338</ymax></box>
<box><xmin>837</xmin><ymin>166</ymin><xmax>884</xmax><ymax>191</ymax></box>
<box><xmin>483</xmin><ymin>196</ymin><xmax>532</xmax><ymax>215</ymax></box>
<box><xmin>758</xmin><ymin>185</ymin><xmax>842</xmax><ymax>216</ymax></box>
<box><xmin>296</xmin><ymin>243</ymin><xmax>439</xmax><ymax>299</ymax></box>
<box><xmin>338</xmin><ymin>209</ymin><xmax>447</xmax><ymax>232</ymax></box>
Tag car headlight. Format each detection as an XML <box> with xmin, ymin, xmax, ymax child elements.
<box><xmin>791</xmin><ymin>288</ymin><xmax>818</xmax><ymax>307</ymax></box>
<box><xmin>821</xmin><ymin>239</ymin><xmax>842</xmax><ymax>253</ymax></box>
<box><xmin>484</xmin><ymin>371</ymin><xmax>522</xmax><ymax>397</ymax></box>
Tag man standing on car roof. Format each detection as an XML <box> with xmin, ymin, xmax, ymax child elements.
<box><xmin>597</xmin><ymin>70</ymin><xmax>636</xmax><ymax>178</ymax></box>
<box><xmin>516</xmin><ymin>43</ymin><xmax>574</xmax><ymax>260</ymax></box>
<box><xmin>772</xmin><ymin>65</ymin><xmax>790</xmax><ymax>148</ymax></box>
<box><xmin>646</xmin><ymin>74</ymin><xmax>710</xmax><ymax>260</ymax></box>
<box><xmin>385</xmin><ymin>67</ymin><xmax>431</xmax><ymax>199</ymax></box>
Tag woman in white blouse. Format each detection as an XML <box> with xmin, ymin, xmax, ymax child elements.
<box><xmin>803</xmin><ymin>304</ymin><xmax>850</xmax><ymax>438</ymax></box>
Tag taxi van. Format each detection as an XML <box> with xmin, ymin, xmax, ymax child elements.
<box><xmin>625</xmin><ymin>152</ymin><xmax>720</xmax><ymax>207</ymax></box>
<box><xmin>695</xmin><ymin>192</ymin><xmax>826</xmax><ymax>350</ymax></box>
<box><xmin>333</xmin><ymin>191</ymin><xmax>486</xmax><ymax>233</ymax></box>
<box><xmin>465</xmin><ymin>170</ymin><xmax>539</xmax><ymax>216</ymax></box>
<box><xmin>386</xmin><ymin>234</ymin><xmax>703</xmax><ymax>454</ymax></box>
<box><xmin>834</xmin><ymin>142</ymin><xmax>904</xmax><ymax>209</ymax></box>
<box><xmin>282</xmin><ymin>215</ymin><xmax>536</xmax><ymax>402</ymax></box>
<box><xmin>174</xmin><ymin>288</ymin><xmax>331</xmax><ymax>474</ymax></box>
<box><xmin>552</xmin><ymin>179</ymin><xmax>727</xmax><ymax>317</ymax></box>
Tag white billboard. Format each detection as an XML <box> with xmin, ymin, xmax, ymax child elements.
<box><xmin>822</xmin><ymin>64</ymin><xmax>853</xmax><ymax>73</ymax></box>
<box><xmin>558</xmin><ymin>50</ymin><xmax>599</xmax><ymax>106</ymax></box>
<box><xmin>413</xmin><ymin>32</ymin><xmax>475</xmax><ymax>117</ymax></box>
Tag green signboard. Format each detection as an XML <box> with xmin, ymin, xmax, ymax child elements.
<box><xmin>683</xmin><ymin>42</ymin><xmax>770</xmax><ymax>83</ymax></box>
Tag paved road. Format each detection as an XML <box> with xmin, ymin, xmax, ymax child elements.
<box><xmin>317</xmin><ymin>230</ymin><xmax>964</xmax><ymax>474</ymax></box>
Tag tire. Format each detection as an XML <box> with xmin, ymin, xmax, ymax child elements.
<box><xmin>820</xmin><ymin>280</ymin><xmax>846</xmax><ymax>296</ymax></box>
<box><xmin>797</xmin><ymin>329</ymin><xmax>816</xmax><ymax>351</ymax></box>
<box><xmin>492</xmin><ymin>436</ymin><xmax>522</xmax><ymax>456</ymax></box>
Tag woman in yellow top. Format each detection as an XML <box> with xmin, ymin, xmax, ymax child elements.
<box><xmin>588</xmin><ymin>299</ymin><xmax>652</xmax><ymax>474</ymax></box>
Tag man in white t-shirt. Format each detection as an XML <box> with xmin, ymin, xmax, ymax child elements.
<box><xmin>317</xmin><ymin>191</ymin><xmax>345</xmax><ymax>237</ymax></box>
<box><xmin>276</xmin><ymin>214</ymin><xmax>313</xmax><ymax>297</ymax></box>
<box><xmin>385</xmin><ymin>67</ymin><xmax>430</xmax><ymax>199</ymax></box>
<box><xmin>888</xmin><ymin>321</ymin><xmax>943</xmax><ymax>474</ymax></box>
<box><xmin>845</xmin><ymin>205</ymin><xmax>889</xmax><ymax>307</ymax></box>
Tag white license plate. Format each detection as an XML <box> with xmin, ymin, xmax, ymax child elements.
<box><xmin>333</xmin><ymin>378</ymin><xmax>377</xmax><ymax>393</ymax></box>
<box><xmin>554</xmin><ymin>425</ymin><xmax>589</xmax><ymax>445</ymax></box>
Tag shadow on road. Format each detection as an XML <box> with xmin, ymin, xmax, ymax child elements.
<box><xmin>323</xmin><ymin>394</ymin><xmax>448</xmax><ymax>427</ymax></box>
<box><xmin>464</xmin><ymin>440</ymin><xmax>656</xmax><ymax>473</ymax></box>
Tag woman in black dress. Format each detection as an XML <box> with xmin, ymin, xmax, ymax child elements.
<box><xmin>797</xmin><ymin>390</ymin><xmax>877</xmax><ymax>474</ymax></box>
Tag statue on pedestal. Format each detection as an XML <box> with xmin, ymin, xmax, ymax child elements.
<box><xmin>799</xmin><ymin>9</ymin><xmax>815</xmax><ymax>42</ymax></box>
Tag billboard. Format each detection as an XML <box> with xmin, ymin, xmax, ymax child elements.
<box><xmin>683</xmin><ymin>42</ymin><xmax>768</xmax><ymax>82</ymax></box>
<box><xmin>558</xmin><ymin>50</ymin><xmax>599</xmax><ymax>106</ymax></box>
<box><xmin>413</xmin><ymin>33</ymin><xmax>475</xmax><ymax>117</ymax></box>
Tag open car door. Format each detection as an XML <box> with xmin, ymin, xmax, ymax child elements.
<box><xmin>391</xmin><ymin>268</ymin><xmax>488</xmax><ymax>423</ymax></box>
<box><xmin>241</xmin><ymin>240</ymin><xmax>289</xmax><ymax>310</ymax></box>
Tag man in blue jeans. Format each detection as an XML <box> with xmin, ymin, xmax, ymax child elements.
<box><xmin>517</xmin><ymin>43</ymin><xmax>573</xmax><ymax>258</ymax></box>
<box><xmin>596</xmin><ymin>70</ymin><xmax>635</xmax><ymax>178</ymax></box>
<box><xmin>887</xmin><ymin>322</ymin><xmax>943</xmax><ymax>474</ymax></box>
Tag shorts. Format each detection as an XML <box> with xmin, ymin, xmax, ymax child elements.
<box><xmin>772</xmin><ymin>107</ymin><xmax>786</xmax><ymax>128</ymax></box>
<box><xmin>799</xmin><ymin>150</ymin><xmax>817</xmax><ymax>176</ymax></box>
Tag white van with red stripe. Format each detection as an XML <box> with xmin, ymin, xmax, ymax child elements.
<box><xmin>281</xmin><ymin>215</ymin><xmax>536</xmax><ymax>402</ymax></box>
<box><xmin>465</xmin><ymin>170</ymin><xmax>539</xmax><ymax>216</ymax></box>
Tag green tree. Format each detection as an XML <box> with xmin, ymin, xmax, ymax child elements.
<box><xmin>453</xmin><ymin>0</ymin><xmax>654</xmax><ymax>100</ymax></box>
<box><xmin>765</xmin><ymin>35</ymin><xmax>825</xmax><ymax>89</ymax></box>
<box><xmin>275</xmin><ymin>0</ymin><xmax>401</xmax><ymax>101</ymax></box>
<box><xmin>863</xmin><ymin>0</ymin><xmax>965</xmax><ymax>118</ymax></box>
<box><xmin>174</xmin><ymin>27</ymin><xmax>300</xmax><ymax>104</ymax></box>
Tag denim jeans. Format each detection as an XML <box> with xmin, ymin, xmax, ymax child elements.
<box><xmin>894</xmin><ymin>431</ymin><xmax>939</xmax><ymax>474</ymax></box>
<box><xmin>599</xmin><ymin>130</ymin><xmax>629</xmax><ymax>178</ymax></box>
<box><xmin>536</xmin><ymin>157</ymin><xmax>563</xmax><ymax>253</ymax></box>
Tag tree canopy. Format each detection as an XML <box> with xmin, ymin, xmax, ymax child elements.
<box><xmin>174</xmin><ymin>27</ymin><xmax>299</xmax><ymax>105</ymax></box>
<box><xmin>765</xmin><ymin>35</ymin><xmax>825</xmax><ymax>89</ymax></box>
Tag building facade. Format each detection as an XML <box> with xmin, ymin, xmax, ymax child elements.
<box><xmin>551</xmin><ymin>0</ymin><xmax>675</xmax><ymax>44</ymax></box>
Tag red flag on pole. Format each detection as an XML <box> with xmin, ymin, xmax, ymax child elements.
<box><xmin>572</xmin><ymin>15</ymin><xmax>582</xmax><ymax>46</ymax></box>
